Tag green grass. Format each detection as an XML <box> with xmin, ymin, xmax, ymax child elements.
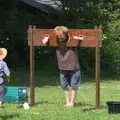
<box><xmin>2</xmin><ymin>66</ymin><xmax>120</xmax><ymax>120</ymax></box>
<box><xmin>2</xmin><ymin>78</ymin><xmax>120</xmax><ymax>120</ymax></box>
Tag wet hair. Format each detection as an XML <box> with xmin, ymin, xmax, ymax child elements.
<box><xmin>54</xmin><ymin>26</ymin><xmax>69</xmax><ymax>35</ymax></box>
<box><xmin>54</xmin><ymin>26</ymin><xmax>69</xmax><ymax>44</ymax></box>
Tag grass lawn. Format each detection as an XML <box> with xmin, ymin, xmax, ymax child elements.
<box><xmin>1</xmin><ymin>67</ymin><xmax>120</xmax><ymax>120</ymax></box>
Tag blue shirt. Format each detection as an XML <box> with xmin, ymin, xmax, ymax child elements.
<box><xmin>0</xmin><ymin>60</ymin><xmax>10</xmax><ymax>84</ymax></box>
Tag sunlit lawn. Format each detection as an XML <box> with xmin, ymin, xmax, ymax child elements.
<box><xmin>2</xmin><ymin>79</ymin><xmax>120</xmax><ymax>119</ymax></box>
<box><xmin>1</xmin><ymin>67</ymin><xmax>120</xmax><ymax>120</ymax></box>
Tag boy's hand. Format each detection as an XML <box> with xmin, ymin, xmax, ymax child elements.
<box><xmin>5</xmin><ymin>79</ymin><xmax>9</xmax><ymax>83</ymax></box>
<box><xmin>42</xmin><ymin>35</ymin><xmax>49</xmax><ymax>44</ymax></box>
<box><xmin>4</xmin><ymin>76</ymin><xmax>11</xmax><ymax>83</ymax></box>
<box><xmin>73</xmin><ymin>35</ymin><xmax>84</xmax><ymax>40</ymax></box>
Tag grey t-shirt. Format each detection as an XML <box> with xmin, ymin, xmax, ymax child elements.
<box><xmin>56</xmin><ymin>48</ymin><xmax>80</xmax><ymax>71</ymax></box>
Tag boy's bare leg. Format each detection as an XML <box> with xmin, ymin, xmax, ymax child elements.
<box><xmin>64</xmin><ymin>90</ymin><xmax>70</xmax><ymax>107</ymax></box>
<box><xmin>69</xmin><ymin>89</ymin><xmax>77</xmax><ymax>107</ymax></box>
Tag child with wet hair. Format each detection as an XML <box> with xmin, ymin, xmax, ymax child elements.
<box><xmin>54</xmin><ymin>26</ymin><xmax>81</xmax><ymax>107</ymax></box>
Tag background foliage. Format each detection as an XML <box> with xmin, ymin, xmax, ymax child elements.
<box><xmin>0</xmin><ymin>0</ymin><xmax>120</xmax><ymax>79</ymax></box>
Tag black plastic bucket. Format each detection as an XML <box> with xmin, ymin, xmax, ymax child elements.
<box><xmin>107</xmin><ymin>101</ymin><xmax>120</xmax><ymax>114</ymax></box>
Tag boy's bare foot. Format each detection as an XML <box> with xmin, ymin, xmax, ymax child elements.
<box><xmin>64</xmin><ymin>103</ymin><xmax>75</xmax><ymax>107</ymax></box>
<box><xmin>64</xmin><ymin>103</ymin><xmax>70</xmax><ymax>107</ymax></box>
<box><xmin>69</xmin><ymin>103</ymin><xmax>75</xmax><ymax>107</ymax></box>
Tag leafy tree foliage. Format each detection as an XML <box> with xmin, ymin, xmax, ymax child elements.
<box><xmin>0</xmin><ymin>0</ymin><xmax>119</xmax><ymax>77</ymax></box>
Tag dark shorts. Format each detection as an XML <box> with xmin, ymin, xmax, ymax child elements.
<box><xmin>60</xmin><ymin>70</ymin><xmax>81</xmax><ymax>90</ymax></box>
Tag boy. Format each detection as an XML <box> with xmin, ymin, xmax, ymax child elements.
<box><xmin>0</xmin><ymin>48</ymin><xmax>10</xmax><ymax>105</ymax></box>
<box><xmin>54</xmin><ymin>26</ymin><xmax>81</xmax><ymax>107</ymax></box>
<box><xmin>42</xmin><ymin>26</ymin><xmax>83</xmax><ymax>107</ymax></box>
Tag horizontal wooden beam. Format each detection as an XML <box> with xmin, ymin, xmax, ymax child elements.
<box><xmin>28</xmin><ymin>27</ymin><xmax>101</xmax><ymax>47</ymax></box>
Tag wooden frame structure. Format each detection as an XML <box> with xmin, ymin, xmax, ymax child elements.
<box><xmin>27</xmin><ymin>25</ymin><xmax>102</xmax><ymax>108</ymax></box>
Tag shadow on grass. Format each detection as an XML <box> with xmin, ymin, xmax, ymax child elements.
<box><xmin>0</xmin><ymin>114</ymin><xmax>20</xmax><ymax>120</ymax></box>
<box><xmin>34</xmin><ymin>100</ymin><xmax>93</xmax><ymax>107</ymax></box>
<box><xmin>76</xmin><ymin>101</ymin><xmax>93</xmax><ymax>107</ymax></box>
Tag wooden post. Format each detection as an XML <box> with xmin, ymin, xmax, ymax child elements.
<box><xmin>27</xmin><ymin>26</ymin><xmax>102</xmax><ymax>108</ymax></box>
<box><xmin>29</xmin><ymin>25</ymin><xmax>35</xmax><ymax>105</ymax></box>
<box><xmin>95</xmin><ymin>26</ymin><xmax>101</xmax><ymax>108</ymax></box>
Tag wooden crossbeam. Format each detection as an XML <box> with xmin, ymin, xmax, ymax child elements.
<box><xmin>27</xmin><ymin>25</ymin><xmax>102</xmax><ymax>109</ymax></box>
<box><xmin>28</xmin><ymin>27</ymin><xmax>101</xmax><ymax>47</ymax></box>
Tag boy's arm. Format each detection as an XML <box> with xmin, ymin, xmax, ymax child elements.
<box><xmin>73</xmin><ymin>35</ymin><xmax>84</xmax><ymax>47</ymax></box>
<box><xmin>42</xmin><ymin>35</ymin><xmax>49</xmax><ymax>45</ymax></box>
<box><xmin>3</xmin><ymin>62</ymin><xmax>10</xmax><ymax>82</ymax></box>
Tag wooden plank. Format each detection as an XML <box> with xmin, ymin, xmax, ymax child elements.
<box><xmin>28</xmin><ymin>29</ymin><xmax>101</xmax><ymax>47</ymax></box>
<box><xmin>29</xmin><ymin>25</ymin><xmax>35</xmax><ymax>105</ymax></box>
